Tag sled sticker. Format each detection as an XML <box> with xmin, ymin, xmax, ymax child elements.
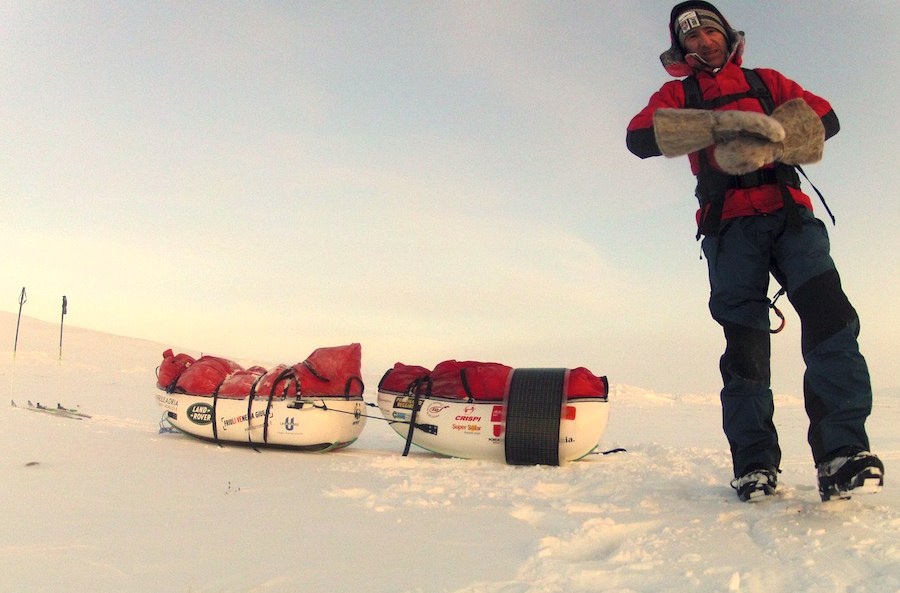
<box><xmin>491</xmin><ymin>405</ymin><xmax>504</xmax><ymax>422</ymax></box>
<box><xmin>426</xmin><ymin>403</ymin><xmax>448</xmax><ymax>418</ymax></box>
<box><xmin>186</xmin><ymin>403</ymin><xmax>213</xmax><ymax>425</ymax></box>
<box><xmin>393</xmin><ymin>396</ymin><xmax>422</xmax><ymax>411</ymax></box>
<box><xmin>156</xmin><ymin>393</ymin><xmax>179</xmax><ymax>412</ymax></box>
<box><xmin>221</xmin><ymin>409</ymin><xmax>267</xmax><ymax>429</ymax></box>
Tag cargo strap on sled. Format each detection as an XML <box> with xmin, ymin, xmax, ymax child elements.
<box><xmin>505</xmin><ymin>368</ymin><xmax>566</xmax><ymax>466</ymax></box>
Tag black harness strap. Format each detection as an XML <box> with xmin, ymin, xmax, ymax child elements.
<box><xmin>263</xmin><ymin>367</ymin><xmax>295</xmax><ymax>444</ymax></box>
<box><xmin>504</xmin><ymin>368</ymin><xmax>566</xmax><ymax>466</ymax></box>
<box><xmin>460</xmin><ymin>368</ymin><xmax>475</xmax><ymax>403</ymax></box>
<box><xmin>682</xmin><ymin>68</ymin><xmax>773</xmax><ymax>116</ymax></box>
<box><xmin>402</xmin><ymin>377</ymin><xmax>431</xmax><ymax>457</ymax></box>
<box><xmin>209</xmin><ymin>375</ymin><xmax>232</xmax><ymax>445</ymax></box>
<box><xmin>211</xmin><ymin>390</ymin><xmax>219</xmax><ymax>443</ymax></box>
<box><xmin>246</xmin><ymin>372</ymin><xmax>266</xmax><ymax>449</ymax></box>
<box><xmin>797</xmin><ymin>165</ymin><xmax>836</xmax><ymax>225</ymax></box>
<box><xmin>693</xmin><ymin>88</ymin><xmax>770</xmax><ymax>111</ymax></box>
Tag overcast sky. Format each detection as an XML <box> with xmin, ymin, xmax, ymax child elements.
<box><xmin>3</xmin><ymin>1</ymin><xmax>899</xmax><ymax>396</ymax></box>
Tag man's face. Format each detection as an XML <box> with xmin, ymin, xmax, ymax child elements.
<box><xmin>682</xmin><ymin>27</ymin><xmax>728</xmax><ymax>68</ymax></box>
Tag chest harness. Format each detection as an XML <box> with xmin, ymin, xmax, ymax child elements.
<box><xmin>682</xmin><ymin>68</ymin><xmax>834</xmax><ymax>239</ymax></box>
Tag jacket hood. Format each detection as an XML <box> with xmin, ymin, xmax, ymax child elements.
<box><xmin>660</xmin><ymin>1</ymin><xmax>745</xmax><ymax>77</ymax></box>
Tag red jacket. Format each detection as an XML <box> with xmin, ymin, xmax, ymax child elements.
<box><xmin>626</xmin><ymin>62</ymin><xmax>839</xmax><ymax>222</ymax></box>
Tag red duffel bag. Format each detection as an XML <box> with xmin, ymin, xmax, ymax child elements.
<box><xmin>217</xmin><ymin>366</ymin><xmax>268</xmax><ymax>398</ymax></box>
<box><xmin>174</xmin><ymin>355</ymin><xmax>244</xmax><ymax>395</ymax></box>
<box><xmin>291</xmin><ymin>343</ymin><xmax>363</xmax><ymax>396</ymax></box>
<box><xmin>157</xmin><ymin>349</ymin><xmax>196</xmax><ymax>391</ymax></box>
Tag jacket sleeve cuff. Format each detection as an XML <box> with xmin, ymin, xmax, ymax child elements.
<box><xmin>822</xmin><ymin>109</ymin><xmax>840</xmax><ymax>141</ymax></box>
<box><xmin>626</xmin><ymin>127</ymin><xmax>662</xmax><ymax>159</ymax></box>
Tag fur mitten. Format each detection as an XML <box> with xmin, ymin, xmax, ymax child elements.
<box><xmin>653</xmin><ymin>108</ymin><xmax>785</xmax><ymax>157</ymax></box>
<box><xmin>771</xmin><ymin>98</ymin><xmax>825</xmax><ymax>165</ymax></box>
<box><xmin>714</xmin><ymin>138</ymin><xmax>784</xmax><ymax>174</ymax></box>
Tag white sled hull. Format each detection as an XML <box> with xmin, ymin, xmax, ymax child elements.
<box><xmin>156</xmin><ymin>391</ymin><xmax>366</xmax><ymax>451</ymax></box>
<box><xmin>377</xmin><ymin>390</ymin><xmax>609</xmax><ymax>462</ymax></box>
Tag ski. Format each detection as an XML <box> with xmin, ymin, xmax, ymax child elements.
<box><xmin>11</xmin><ymin>400</ymin><xmax>92</xmax><ymax>420</ymax></box>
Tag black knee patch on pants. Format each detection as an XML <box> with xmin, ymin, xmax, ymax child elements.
<box><xmin>721</xmin><ymin>324</ymin><xmax>771</xmax><ymax>384</ymax></box>
<box><xmin>790</xmin><ymin>269</ymin><xmax>859</xmax><ymax>354</ymax></box>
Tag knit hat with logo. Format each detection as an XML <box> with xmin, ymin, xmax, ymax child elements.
<box><xmin>674</xmin><ymin>7</ymin><xmax>728</xmax><ymax>47</ymax></box>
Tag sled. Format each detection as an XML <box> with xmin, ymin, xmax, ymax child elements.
<box><xmin>155</xmin><ymin>344</ymin><xmax>366</xmax><ymax>451</ymax></box>
<box><xmin>377</xmin><ymin>361</ymin><xmax>609</xmax><ymax>464</ymax></box>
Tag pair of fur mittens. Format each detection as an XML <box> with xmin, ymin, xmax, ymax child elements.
<box><xmin>715</xmin><ymin>99</ymin><xmax>825</xmax><ymax>174</ymax></box>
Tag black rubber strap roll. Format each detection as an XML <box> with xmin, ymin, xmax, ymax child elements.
<box><xmin>504</xmin><ymin>368</ymin><xmax>566</xmax><ymax>466</ymax></box>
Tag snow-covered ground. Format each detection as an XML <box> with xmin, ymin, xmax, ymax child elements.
<box><xmin>2</xmin><ymin>312</ymin><xmax>898</xmax><ymax>593</ymax></box>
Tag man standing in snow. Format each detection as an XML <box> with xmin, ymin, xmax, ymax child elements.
<box><xmin>625</xmin><ymin>1</ymin><xmax>883</xmax><ymax>502</ymax></box>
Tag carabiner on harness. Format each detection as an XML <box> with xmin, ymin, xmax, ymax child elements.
<box><xmin>770</xmin><ymin>287</ymin><xmax>787</xmax><ymax>334</ymax></box>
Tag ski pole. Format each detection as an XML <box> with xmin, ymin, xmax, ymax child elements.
<box><xmin>59</xmin><ymin>296</ymin><xmax>67</xmax><ymax>361</ymax></box>
<box><xmin>11</xmin><ymin>287</ymin><xmax>26</xmax><ymax>402</ymax></box>
<box><xmin>14</xmin><ymin>287</ymin><xmax>26</xmax><ymax>356</ymax></box>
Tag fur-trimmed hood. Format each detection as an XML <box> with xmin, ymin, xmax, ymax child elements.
<box><xmin>660</xmin><ymin>1</ymin><xmax>745</xmax><ymax>77</ymax></box>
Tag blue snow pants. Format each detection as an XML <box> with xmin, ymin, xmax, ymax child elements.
<box><xmin>701</xmin><ymin>208</ymin><xmax>872</xmax><ymax>477</ymax></box>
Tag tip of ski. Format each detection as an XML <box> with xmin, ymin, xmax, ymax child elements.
<box><xmin>11</xmin><ymin>400</ymin><xmax>92</xmax><ymax>420</ymax></box>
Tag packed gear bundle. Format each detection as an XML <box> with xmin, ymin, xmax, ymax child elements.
<box><xmin>157</xmin><ymin>343</ymin><xmax>364</xmax><ymax>398</ymax></box>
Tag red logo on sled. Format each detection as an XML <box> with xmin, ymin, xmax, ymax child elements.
<box><xmin>564</xmin><ymin>406</ymin><xmax>576</xmax><ymax>421</ymax></box>
<box><xmin>493</xmin><ymin>425</ymin><xmax>504</xmax><ymax>437</ymax></box>
<box><xmin>491</xmin><ymin>406</ymin><xmax>504</xmax><ymax>422</ymax></box>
